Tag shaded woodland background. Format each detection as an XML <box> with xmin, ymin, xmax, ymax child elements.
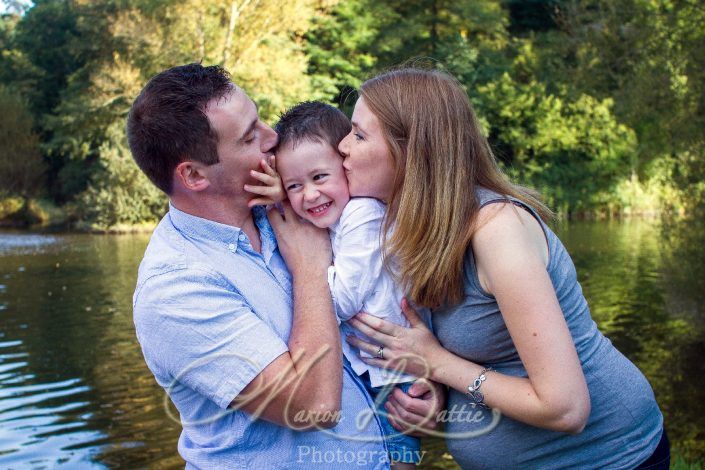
<box><xmin>0</xmin><ymin>0</ymin><xmax>703</xmax><ymax>231</ymax></box>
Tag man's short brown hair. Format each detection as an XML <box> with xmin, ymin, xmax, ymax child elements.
<box><xmin>126</xmin><ymin>63</ymin><xmax>233</xmax><ymax>194</ymax></box>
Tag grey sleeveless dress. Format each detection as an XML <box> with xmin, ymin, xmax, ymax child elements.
<box><xmin>432</xmin><ymin>188</ymin><xmax>663</xmax><ymax>469</ymax></box>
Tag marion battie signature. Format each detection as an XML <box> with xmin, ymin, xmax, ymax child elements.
<box><xmin>163</xmin><ymin>346</ymin><xmax>501</xmax><ymax>441</ymax></box>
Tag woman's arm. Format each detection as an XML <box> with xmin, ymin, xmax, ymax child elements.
<box><xmin>348</xmin><ymin>203</ymin><xmax>590</xmax><ymax>433</ymax></box>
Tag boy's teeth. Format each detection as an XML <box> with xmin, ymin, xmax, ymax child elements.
<box><xmin>311</xmin><ymin>202</ymin><xmax>331</xmax><ymax>214</ymax></box>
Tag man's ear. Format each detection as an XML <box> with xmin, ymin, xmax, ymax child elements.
<box><xmin>174</xmin><ymin>161</ymin><xmax>211</xmax><ymax>192</ymax></box>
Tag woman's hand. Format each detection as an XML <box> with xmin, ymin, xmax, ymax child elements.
<box><xmin>346</xmin><ymin>299</ymin><xmax>447</xmax><ymax>379</ymax></box>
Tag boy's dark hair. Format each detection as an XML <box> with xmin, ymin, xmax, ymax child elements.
<box><xmin>274</xmin><ymin>101</ymin><xmax>351</xmax><ymax>151</ymax></box>
<box><xmin>126</xmin><ymin>63</ymin><xmax>233</xmax><ymax>194</ymax></box>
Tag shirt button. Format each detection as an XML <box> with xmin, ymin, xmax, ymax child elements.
<box><xmin>228</xmin><ymin>243</ymin><xmax>236</xmax><ymax>251</ymax></box>
<box><xmin>238</xmin><ymin>233</ymin><xmax>246</xmax><ymax>241</ymax></box>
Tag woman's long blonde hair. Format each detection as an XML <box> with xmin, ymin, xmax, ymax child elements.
<box><xmin>360</xmin><ymin>67</ymin><xmax>552</xmax><ymax>309</ymax></box>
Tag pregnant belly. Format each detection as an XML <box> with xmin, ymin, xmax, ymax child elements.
<box><xmin>441</xmin><ymin>387</ymin><xmax>648</xmax><ymax>469</ymax></box>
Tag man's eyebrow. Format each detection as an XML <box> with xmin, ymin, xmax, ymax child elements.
<box><xmin>239</xmin><ymin>118</ymin><xmax>257</xmax><ymax>141</ymax></box>
<box><xmin>238</xmin><ymin>99</ymin><xmax>260</xmax><ymax>141</ymax></box>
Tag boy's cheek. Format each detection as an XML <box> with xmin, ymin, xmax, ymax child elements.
<box><xmin>288</xmin><ymin>196</ymin><xmax>310</xmax><ymax>221</ymax></box>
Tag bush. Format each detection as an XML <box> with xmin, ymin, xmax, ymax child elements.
<box><xmin>71</xmin><ymin>122</ymin><xmax>166</xmax><ymax>231</ymax></box>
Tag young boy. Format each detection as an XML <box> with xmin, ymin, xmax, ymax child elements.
<box><xmin>244</xmin><ymin>101</ymin><xmax>426</xmax><ymax>468</ymax></box>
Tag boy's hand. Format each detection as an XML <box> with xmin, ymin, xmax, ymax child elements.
<box><xmin>245</xmin><ymin>156</ymin><xmax>286</xmax><ymax>208</ymax></box>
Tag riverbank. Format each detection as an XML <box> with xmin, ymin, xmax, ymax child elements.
<box><xmin>0</xmin><ymin>197</ymin><xmax>157</xmax><ymax>233</ymax></box>
<box><xmin>0</xmin><ymin>195</ymin><xmax>685</xmax><ymax>235</ymax></box>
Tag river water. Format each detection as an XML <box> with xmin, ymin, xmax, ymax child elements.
<box><xmin>0</xmin><ymin>218</ymin><xmax>703</xmax><ymax>468</ymax></box>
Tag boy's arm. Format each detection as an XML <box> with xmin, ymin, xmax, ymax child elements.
<box><xmin>245</xmin><ymin>156</ymin><xmax>286</xmax><ymax>208</ymax></box>
<box><xmin>328</xmin><ymin>199</ymin><xmax>386</xmax><ymax>322</ymax></box>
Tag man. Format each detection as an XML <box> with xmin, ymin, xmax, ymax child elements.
<box><xmin>127</xmin><ymin>63</ymin><xmax>441</xmax><ymax>468</ymax></box>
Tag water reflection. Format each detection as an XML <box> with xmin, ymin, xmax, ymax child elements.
<box><xmin>0</xmin><ymin>231</ymin><xmax>181</xmax><ymax>468</ymax></box>
<box><xmin>0</xmin><ymin>220</ymin><xmax>703</xmax><ymax>468</ymax></box>
<box><xmin>558</xmin><ymin>219</ymin><xmax>705</xmax><ymax>462</ymax></box>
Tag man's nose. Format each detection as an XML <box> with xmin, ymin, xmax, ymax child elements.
<box><xmin>260</xmin><ymin>123</ymin><xmax>278</xmax><ymax>153</ymax></box>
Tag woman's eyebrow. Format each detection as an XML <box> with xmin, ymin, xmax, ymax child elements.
<box><xmin>351</xmin><ymin>121</ymin><xmax>366</xmax><ymax>134</ymax></box>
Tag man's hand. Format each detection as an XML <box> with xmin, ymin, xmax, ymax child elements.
<box><xmin>245</xmin><ymin>156</ymin><xmax>286</xmax><ymax>208</ymax></box>
<box><xmin>267</xmin><ymin>201</ymin><xmax>332</xmax><ymax>276</ymax></box>
<box><xmin>385</xmin><ymin>379</ymin><xmax>446</xmax><ymax>437</ymax></box>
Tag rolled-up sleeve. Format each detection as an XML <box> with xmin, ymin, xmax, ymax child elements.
<box><xmin>133</xmin><ymin>266</ymin><xmax>289</xmax><ymax>409</ymax></box>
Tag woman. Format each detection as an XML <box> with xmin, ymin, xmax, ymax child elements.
<box><xmin>338</xmin><ymin>67</ymin><xmax>669</xmax><ymax>469</ymax></box>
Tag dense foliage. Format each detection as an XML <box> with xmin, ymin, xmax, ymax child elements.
<box><xmin>0</xmin><ymin>0</ymin><xmax>702</xmax><ymax>229</ymax></box>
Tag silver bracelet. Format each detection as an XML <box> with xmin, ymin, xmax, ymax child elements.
<box><xmin>467</xmin><ymin>367</ymin><xmax>494</xmax><ymax>409</ymax></box>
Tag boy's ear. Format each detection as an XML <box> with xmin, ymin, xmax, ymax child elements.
<box><xmin>174</xmin><ymin>160</ymin><xmax>211</xmax><ymax>192</ymax></box>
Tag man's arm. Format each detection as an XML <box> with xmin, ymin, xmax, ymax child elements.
<box><xmin>231</xmin><ymin>202</ymin><xmax>341</xmax><ymax>430</ymax></box>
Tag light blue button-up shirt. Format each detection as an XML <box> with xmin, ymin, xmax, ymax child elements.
<box><xmin>133</xmin><ymin>204</ymin><xmax>388</xmax><ymax>469</ymax></box>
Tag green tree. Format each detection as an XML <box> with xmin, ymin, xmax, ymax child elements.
<box><xmin>0</xmin><ymin>86</ymin><xmax>46</xmax><ymax>208</ymax></box>
<box><xmin>305</xmin><ymin>0</ymin><xmax>383</xmax><ymax>104</ymax></box>
<box><xmin>305</xmin><ymin>0</ymin><xmax>511</xmax><ymax>104</ymax></box>
<box><xmin>72</xmin><ymin>121</ymin><xmax>166</xmax><ymax>231</ymax></box>
<box><xmin>476</xmin><ymin>72</ymin><xmax>635</xmax><ymax>215</ymax></box>
<box><xmin>118</xmin><ymin>0</ymin><xmax>319</xmax><ymax>120</ymax></box>
<box><xmin>535</xmin><ymin>0</ymin><xmax>705</xmax><ymax>209</ymax></box>
<box><xmin>10</xmin><ymin>0</ymin><xmax>86</xmax><ymax>117</ymax></box>
<box><xmin>3</xmin><ymin>0</ymin><xmax>328</xmax><ymax>228</ymax></box>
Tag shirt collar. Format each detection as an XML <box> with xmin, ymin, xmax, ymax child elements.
<box><xmin>253</xmin><ymin>206</ymin><xmax>278</xmax><ymax>263</ymax></box>
<box><xmin>168</xmin><ymin>203</ymin><xmax>277</xmax><ymax>257</ymax></box>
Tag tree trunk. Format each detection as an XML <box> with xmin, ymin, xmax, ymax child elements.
<box><xmin>222</xmin><ymin>0</ymin><xmax>254</xmax><ymax>67</ymax></box>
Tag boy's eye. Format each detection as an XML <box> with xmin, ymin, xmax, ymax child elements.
<box><xmin>286</xmin><ymin>183</ymin><xmax>301</xmax><ymax>191</ymax></box>
<box><xmin>313</xmin><ymin>174</ymin><xmax>329</xmax><ymax>181</ymax></box>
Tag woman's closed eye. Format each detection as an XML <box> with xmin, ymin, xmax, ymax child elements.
<box><xmin>354</xmin><ymin>133</ymin><xmax>364</xmax><ymax>141</ymax></box>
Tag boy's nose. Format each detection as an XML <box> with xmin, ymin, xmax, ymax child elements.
<box><xmin>304</xmin><ymin>187</ymin><xmax>320</xmax><ymax>202</ymax></box>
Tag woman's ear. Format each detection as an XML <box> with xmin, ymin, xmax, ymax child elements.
<box><xmin>174</xmin><ymin>161</ymin><xmax>211</xmax><ymax>192</ymax></box>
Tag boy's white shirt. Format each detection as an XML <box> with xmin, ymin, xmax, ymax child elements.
<box><xmin>327</xmin><ymin>197</ymin><xmax>431</xmax><ymax>388</ymax></box>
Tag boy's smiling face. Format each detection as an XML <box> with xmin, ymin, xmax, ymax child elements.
<box><xmin>276</xmin><ymin>139</ymin><xmax>350</xmax><ymax>228</ymax></box>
